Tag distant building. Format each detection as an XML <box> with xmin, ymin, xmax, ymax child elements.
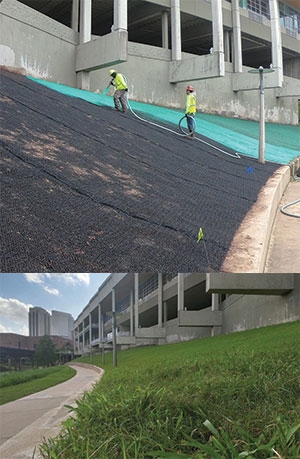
<box><xmin>0</xmin><ymin>333</ymin><xmax>74</xmax><ymax>368</ymax></box>
<box><xmin>0</xmin><ymin>333</ymin><xmax>73</xmax><ymax>351</ymax></box>
<box><xmin>29</xmin><ymin>307</ymin><xmax>74</xmax><ymax>339</ymax></box>
<box><xmin>50</xmin><ymin>310</ymin><xmax>74</xmax><ymax>339</ymax></box>
<box><xmin>28</xmin><ymin>307</ymin><xmax>50</xmax><ymax>337</ymax></box>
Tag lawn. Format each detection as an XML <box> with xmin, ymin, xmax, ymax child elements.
<box><xmin>39</xmin><ymin>321</ymin><xmax>300</xmax><ymax>458</ymax></box>
<box><xmin>0</xmin><ymin>365</ymin><xmax>76</xmax><ymax>405</ymax></box>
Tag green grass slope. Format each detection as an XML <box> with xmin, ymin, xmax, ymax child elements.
<box><xmin>39</xmin><ymin>322</ymin><xmax>300</xmax><ymax>458</ymax></box>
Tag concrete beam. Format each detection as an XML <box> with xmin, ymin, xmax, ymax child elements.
<box><xmin>232</xmin><ymin>68</ymin><xmax>282</xmax><ymax>91</ymax></box>
<box><xmin>116</xmin><ymin>336</ymin><xmax>136</xmax><ymax>345</ymax></box>
<box><xmin>275</xmin><ymin>78</ymin><xmax>300</xmax><ymax>97</ymax></box>
<box><xmin>206</xmin><ymin>274</ymin><xmax>294</xmax><ymax>295</ymax></box>
<box><xmin>178</xmin><ymin>308</ymin><xmax>222</xmax><ymax>327</ymax></box>
<box><xmin>135</xmin><ymin>327</ymin><xmax>166</xmax><ymax>338</ymax></box>
<box><xmin>129</xmin><ymin>4</ymin><xmax>161</xmax><ymax>27</ymax></box>
<box><xmin>76</xmin><ymin>30</ymin><xmax>128</xmax><ymax>73</ymax></box>
<box><xmin>169</xmin><ymin>53</ymin><xmax>224</xmax><ymax>83</ymax></box>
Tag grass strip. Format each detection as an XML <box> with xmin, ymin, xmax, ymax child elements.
<box><xmin>0</xmin><ymin>365</ymin><xmax>76</xmax><ymax>405</ymax></box>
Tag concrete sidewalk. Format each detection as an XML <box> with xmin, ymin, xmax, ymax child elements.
<box><xmin>265</xmin><ymin>179</ymin><xmax>300</xmax><ymax>272</ymax></box>
<box><xmin>0</xmin><ymin>363</ymin><xmax>103</xmax><ymax>459</ymax></box>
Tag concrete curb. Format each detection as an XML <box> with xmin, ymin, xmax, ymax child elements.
<box><xmin>222</xmin><ymin>156</ymin><xmax>300</xmax><ymax>273</ymax></box>
<box><xmin>66</xmin><ymin>361</ymin><xmax>104</xmax><ymax>374</ymax></box>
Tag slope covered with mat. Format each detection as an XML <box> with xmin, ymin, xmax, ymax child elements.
<box><xmin>29</xmin><ymin>76</ymin><xmax>300</xmax><ymax>165</ymax></box>
<box><xmin>0</xmin><ymin>69</ymin><xmax>280</xmax><ymax>271</ymax></box>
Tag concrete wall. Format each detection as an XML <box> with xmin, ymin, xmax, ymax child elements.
<box><xmin>0</xmin><ymin>0</ymin><xmax>77</xmax><ymax>85</ymax></box>
<box><xmin>1</xmin><ymin>0</ymin><xmax>299</xmax><ymax>124</ymax></box>
<box><xmin>165</xmin><ymin>318</ymin><xmax>212</xmax><ymax>344</ymax></box>
<box><xmin>221</xmin><ymin>274</ymin><xmax>300</xmax><ymax>333</ymax></box>
<box><xmin>90</xmin><ymin>46</ymin><xmax>299</xmax><ymax>125</ymax></box>
<box><xmin>284</xmin><ymin>56</ymin><xmax>300</xmax><ymax>79</ymax></box>
<box><xmin>222</xmin><ymin>294</ymin><xmax>300</xmax><ymax>333</ymax></box>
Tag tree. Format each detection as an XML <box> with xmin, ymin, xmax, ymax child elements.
<box><xmin>35</xmin><ymin>335</ymin><xmax>57</xmax><ymax>367</ymax></box>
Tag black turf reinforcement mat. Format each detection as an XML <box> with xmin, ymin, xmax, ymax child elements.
<box><xmin>0</xmin><ymin>68</ymin><xmax>280</xmax><ymax>272</ymax></box>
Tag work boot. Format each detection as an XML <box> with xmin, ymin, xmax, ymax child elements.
<box><xmin>189</xmin><ymin>132</ymin><xmax>195</xmax><ymax>139</ymax></box>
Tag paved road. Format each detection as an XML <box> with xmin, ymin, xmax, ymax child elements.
<box><xmin>0</xmin><ymin>364</ymin><xmax>103</xmax><ymax>459</ymax></box>
<box><xmin>265</xmin><ymin>180</ymin><xmax>300</xmax><ymax>272</ymax></box>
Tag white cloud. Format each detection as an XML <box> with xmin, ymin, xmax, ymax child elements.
<box><xmin>0</xmin><ymin>322</ymin><xmax>13</xmax><ymax>333</ymax></box>
<box><xmin>25</xmin><ymin>273</ymin><xmax>90</xmax><ymax>287</ymax></box>
<box><xmin>0</xmin><ymin>297</ymin><xmax>31</xmax><ymax>335</ymax></box>
<box><xmin>0</xmin><ymin>322</ymin><xmax>29</xmax><ymax>335</ymax></box>
<box><xmin>23</xmin><ymin>273</ymin><xmax>90</xmax><ymax>299</ymax></box>
<box><xmin>0</xmin><ymin>297</ymin><xmax>31</xmax><ymax>322</ymax></box>
<box><xmin>24</xmin><ymin>273</ymin><xmax>44</xmax><ymax>284</ymax></box>
<box><xmin>63</xmin><ymin>273</ymin><xmax>90</xmax><ymax>285</ymax></box>
<box><xmin>45</xmin><ymin>273</ymin><xmax>90</xmax><ymax>286</ymax></box>
<box><xmin>43</xmin><ymin>286</ymin><xmax>60</xmax><ymax>296</ymax></box>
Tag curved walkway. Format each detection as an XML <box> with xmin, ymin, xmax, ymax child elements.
<box><xmin>0</xmin><ymin>363</ymin><xmax>103</xmax><ymax>459</ymax></box>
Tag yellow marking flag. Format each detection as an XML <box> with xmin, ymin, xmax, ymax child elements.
<box><xmin>197</xmin><ymin>227</ymin><xmax>204</xmax><ymax>243</ymax></box>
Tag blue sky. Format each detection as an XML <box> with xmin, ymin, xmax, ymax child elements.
<box><xmin>0</xmin><ymin>273</ymin><xmax>110</xmax><ymax>335</ymax></box>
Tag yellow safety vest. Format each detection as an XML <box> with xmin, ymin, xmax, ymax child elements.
<box><xmin>114</xmin><ymin>73</ymin><xmax>127</xmax><ymax>91</ymax></box>
<box><xmin>185</xmin><ymin>93</ymin><xmax>196</xmax><ymax>114</ymax></box>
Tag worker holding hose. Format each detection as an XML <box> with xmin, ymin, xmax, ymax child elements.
<box><xmin>185</xmin><ymin>85</ymin><xmax>196</xmax><ymax>138</ymax></box>
<box><xmin>109</xmin><ymin>69</ymin><xmax>128</xmax><ymax>113</ymax></box>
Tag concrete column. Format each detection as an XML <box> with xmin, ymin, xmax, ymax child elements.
<box><xmin>158</xmin><ymin>273</ymin><xmax>163</xmax><ymax>327</ymax></box>
<box><xmin>98</xmin><ymin>303</ymin><xmax>102</xmax><ymax>344</ymax></box>
<box><xmin>211</xmin><ymin>293</ymin><xmax>219</xmax><ymax>311</ymax></box>
<box><xmin>78</xmin><ymin>0</ymin><xmax>92</xmax><ymax>90</ymax></box>
<box><xmin>177</xmin><ymin>273</ymin><xmax>184</xmax><ymax>311</ymax></box>
<box><xmin>211</xmin><ymin>0</ymin><xmax>224</xmax><ymax>53</ymax></box>
<box><xmin>269</xmin><ymin>0</ymin><xmax>283</xmax><ymax>84</ymax></box>
<box><xmin>231</xmin><ymin>0</ymin><xmax>243</xmax><ymax>72</ymax></box>
<box><xmin>71</xmin><ymin>0</ymin><xmax>79</xmax><ymax>32</ymax></box>
<box><xmin>224</xmin><ymin>30</ymin><xmax>230</xmax><ymax>62</ymax></box>
<box><xmin>82</xmin><ymin>327</ymin><xmax>85</xmax><ymax>349</ymax></box>
<box><xmin>112</xmin><ymin>288</ymin><xmax>117</xmax><ymax>366</ymax></box>
<box><xmin>162</xmin><ymin>11</ymin><xmax>169</xmax><ymax>49</ymax></box>
<box><xmin>89</xmin><ymin>313</ymin><xmax>92</xmax><ymax>345</ymax></box>
<box><xmin>80</xmin><ymin>0</ymin><xmax>92</xmax><ymax>44</ymax></box>
<box><xmin>211</xmin><ymin>293</ymin><xmax>222</xmax><ymax>336</ymax></box>
<box><xmin>163</xmin><ymin>301</ymin><xmax>167</xmax><ymax>324</ymax></box>
<box><xmin>130</xmin><ymin>289</ymin><xmax>134</xmax><ymax>336</ymax></box>
<box><xmin>171</xmin><ymin>0</ymin><xmax>181</xmax><ymax>61</ymax></box>
<box><xmin>134</xmin><ymin>273</ymin><xmax>139</xmax><ymax>330</ymax></box>
<box><xmin>73</xmin><ymin>329</ymin><xmax>76</xmax><ymax>354</ymax></box>
<box><xmin>113</xmin><ymin>0</ymin><xmax>128</xmax><ymax>31</ymax></box>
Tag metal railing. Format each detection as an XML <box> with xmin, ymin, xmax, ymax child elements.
<box><xmin>230</xmin><ymin>0</ymin><xmax>300</xmax><ymax>34</ymax></box>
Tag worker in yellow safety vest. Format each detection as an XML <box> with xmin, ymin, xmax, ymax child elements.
<box><xmin>109</xmin><ymin>69</ymin><xmax>128</xmax><ymax>113</ymax></box>
<box><xmin>185</xmin><ymin>85</ymin><xmax>196</xmax><ymax>138</ymax></box>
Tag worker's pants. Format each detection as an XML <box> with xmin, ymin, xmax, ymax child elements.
<box><xmin>186</xmin><ymin>114</ymin><xmax>195</xmax><ymax>132</ymax></box>
<box><xmin>114</xmin><ymin>90</ymin><xmax>128</xmax><ymax>112</ymax></box>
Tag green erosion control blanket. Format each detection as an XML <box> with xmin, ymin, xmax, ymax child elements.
<box><xmin>28</xmin><ymin>77</ymin><xmax>299</xmax><ymax>165</ymax></box>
